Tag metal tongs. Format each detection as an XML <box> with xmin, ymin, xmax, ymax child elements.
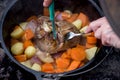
<box><xmin>49</xmin><ymin>0</ymin><xmax>57</xmax><ymax>39</ymax></box>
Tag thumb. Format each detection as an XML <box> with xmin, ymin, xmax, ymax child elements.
<box><xmin>85</xmin><ymin>26</ymin><xmax>92</xmax><ymax>33</ymax></box>
<box><xmin>43</xmin><ymin>0</ymin><xmax>52</xmax><ymax>7</ymax></box>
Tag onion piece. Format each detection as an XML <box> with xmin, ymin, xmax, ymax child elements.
<box><xmin>55</xmin><ymin>13</ymin><xmax>63</xmax><ymax>20</ymax></box>
<box><xmin>36</xmin><ymin>50</ymin><xmax>54</xmax><ymax>63</ymax></box>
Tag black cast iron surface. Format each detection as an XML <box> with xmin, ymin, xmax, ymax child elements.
<box><xmin>1</xmin><ymin>0</ymin><xmax>120</xmax><ymax>80</ymax></box>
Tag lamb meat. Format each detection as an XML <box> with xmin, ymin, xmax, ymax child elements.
<box><xmin>34</xmin><ymin>16</ymin><xmax>85</xmax><ymax>54</ymax></box>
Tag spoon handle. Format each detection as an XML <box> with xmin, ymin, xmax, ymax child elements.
<box><xmin>49</xmin><ymin>0</ymin><xmax>57</xmax><ymax>39</ymax></box>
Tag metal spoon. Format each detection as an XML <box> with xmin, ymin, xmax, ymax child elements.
<box><xmin>64</xmin><ymin>32</ymin><xmax>91</xmax><ymax>40</ymax></box>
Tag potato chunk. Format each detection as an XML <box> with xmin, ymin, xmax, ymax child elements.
<box><xmin>25</xmin><ymin>46</ymin><xmax>36</xmax><ymax>59</ymax></box>
<box><xmin>11</xmin><ymin>26</ymin><xmax>24</xmax><ymax>39</ymax></box>
<box><xmin>31</xmin><ymin>63</ymin><xmax>41</xmax><ymax>71</ymax></box>
<box><xmin>11</xmin><ymin>42</ymin><xmax>24</xmax><ymax>55</ymax></box>
<box><xmin>79</xmin><ymin>26</ymin><xmax>88</xmax><ymax>33</ymax></box>
<box><xmin>72</xmin><ymin>19</ymin><xmax>82</xmax><ymax>30</ymax></box>
<box><xmin>19</xmin><ymin>22</ymin><xmax>28</xmax><ymax>30</ymax></box>
<box><xmin>85</xmin><ymin>47</ymin><xmax>97</xmax><ymax>60</ymax></box>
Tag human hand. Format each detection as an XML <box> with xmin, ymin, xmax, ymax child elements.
<box><xmin>85</xmin><ymin>17</ymin><xmax>120</xmax><ymax>48</ymax></box>
<box><xmin>43</xmin><ymin>0</ymin><xmax>52</xmax><ymax>7</ymax></box>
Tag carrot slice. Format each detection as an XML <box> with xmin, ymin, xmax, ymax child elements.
<box><xmin>79</xmin><ymin>62</ymin><xmax>85</xmax><ymax>67</ymax></box>
<box><xmin>55</xmin><ymin>68</ymin><xmax>65</xmax><ymax>73</ymax></box>
<box><xmin>87</xmin><ymin>36</ymin><xmax>97</xmax><ymax>44</ymax></box>
<box><xmin>71</xmin><ymin>47</ymin><xmax>86</xmax><ymax>61</ymax></box>
<box><xmin>56</xmin><ymin>58</ymin><xmax>70</xmax><ymax>69</ymax></box>
<box><xmin>66</xmin><ymin>13</ymin><xmax>78</xmax><ymax>23</ymax></box>
<box><xmin>43</xmin><ymin>8</ymin><xmax>49</xmax><ymax>16</ymax></box>
<box><xmin>77</xmin><ymin>12</ymin><xmax>89</xmax><ymax>27</ymax></box>
<box><xmin>85</xmin><ymin>43</ymin><xmax>96</xmax><ymax>49</ymax></box>
<box><xmin>23</xmin><ymin>40</ymin><xmax>33</xmax><ymax>49</ymax></box>
<box><xmin>42</xmin><ymin>63</ymin><xmax>54</xmax><ymax>73</ymax></box>
<box><xmin>23</xmin><ymin>29</ymin><xmax>34</xmax><ymax>40</ymax></box>
<box><xmin>66</xmin><ymin>48</ymin><xmax>72</xmax><ymax>57</ymax></box>
<box><xmin>61</xmin><ymin>52</ymin><xmax>70</xmax><ymax>59</ymax></box>
<box><xmin>14</xmin><ymin>54</ymin><xmax>27</xmax><ymax>62</ymax></box>
<box><xmin>27</xmin><ymin>16</ymin><xmax>37</xmax><ymax>22</ymax></box>
<box><xmin>67</xmin><ymin>61</ymin><xmax>81</xmax><ymax>71</ymax></box>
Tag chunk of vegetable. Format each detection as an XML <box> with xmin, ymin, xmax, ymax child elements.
<box><xmin>56</xmin><ymin>58</ymin><xmax>70</xmax><ymax>69</ymax></box>
<box><xmin>72</xmin><ymin>19</ymin><xmax>82</xmax><ymax>30</ymax></box>
<box><xmin>42</xmin><ymin>63</ymin><xmax>54</xmax><ymax>73</ymax></box>
<box><xmin>67</xmin><ymin>61</ymin><xmax>80</xmax><ymax>71</ymax></box>
<box><xmin>24</xmin><ymin>46</ymin><xmax>36</xmax><ymax>59</ymax></box>
<box><xmin>79</xmin><ymin>26</ymin><xmax>88</xmax><ymax>33</ymax></box>
<box><xmin>62</xmin><ymin>11</ymin><xmax>72</xmax><ymax>20</ymax></box>
<box><xmin>11</xmin><ymin>42</ymin><xmax>24</xmax><ymax>55</ymax></box>
<box><xmin>85</xmin><ymin>43</ymin><xmax>96</xmax><ymax>49</ymax></box>
<box><xmin>64</xmin><ymin>10</ymin><xmax>72</xmax><ymax>15</ymax></box>
<box><xmin>11</xmin><ymin>26</ymin><xmax>24</xmax><ymax>39</ymax></box>
<box><xmin>66</xmin><ymin>13</ymin><xmax>78</xmax><ymax>23</ymax></box>
<box><xmin>14</xmin><ymin>54</ymin><xmax>27</xmax><ymax>62</ymax></box>
<box><xmin>85</xmin><ymin>42</ymin><xmax>96</xmax><ymax>48</ymax></box>
<box><xmin>87</xmin><ymin>36</ymin><xmax>97</xmax><ymax>44</ymax></box>
<box><xmin>77</xmin><ymin>12</ymin><xmax>89</xmax><ymax>27</ymax></box>
<box><xmin>61</xmin><ymin>52</ymin><xmax>70</xmax><ymax>59</ymax></box>
<box><xmin>21</xmin><ymin>60</ymin><xmax>32</xmax><ymax>68</ymax></box>
<box><xmin>85</xmin><ymin>47</ymin><xmax>97</xmax><ymax>60</ymax></box>
<box><xmin>19</xmin><ymin>22</ymin><xmax>28</xmax><ymax>30</ymax></box>
<box><xmin>23</xmin><ymin>29</ymin><xmax>34</xmax><ymax>40</ymax></box>
<box><xmin>23</xmin><ymin>40</ymin><xmax>33</xmax><ymax>49</ymax></box>
<box><xmin>70</xmin><ymin>47</ymin><xmax>86</xmax><ymax>61</ymax></box>
<box><xmin>31</xmin><ymin>63</ymin><xmax>41</xmax><ymax>71</ymax></box>
<box><xmin>36</xmin><ymin>50</ymin><xmax>54</xmax><ymax>63</ymax></box>
<box><xmin>55</xmin><ymin>68</ymin><xmax>65</xmax><ymax>73</ymax></box>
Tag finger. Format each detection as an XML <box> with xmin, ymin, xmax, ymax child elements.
<box><xmin>85</xmin><ymin>17</ymin><xmax>106</xmax><ymax>33</ymax></box>
<box><xmin>43</xmin><ymin>0</ymin><xmax>52</xmax><ymax>7</ymax></box>
<box><xmin>94</xmin><ymin>27</ymin><xmax>102</xmax><ymax>39</ymax></box>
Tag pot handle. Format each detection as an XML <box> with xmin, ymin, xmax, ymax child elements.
<box><xmin>34</xmin><ymin>73</ymin><xmax>62</xmax><ymax>80</ymax></box>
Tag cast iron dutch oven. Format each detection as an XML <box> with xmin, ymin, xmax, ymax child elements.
<box><xmin>0</xmin><ymin>0</ymin><xmax>113</xmax><ymax>80</ymax></box>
